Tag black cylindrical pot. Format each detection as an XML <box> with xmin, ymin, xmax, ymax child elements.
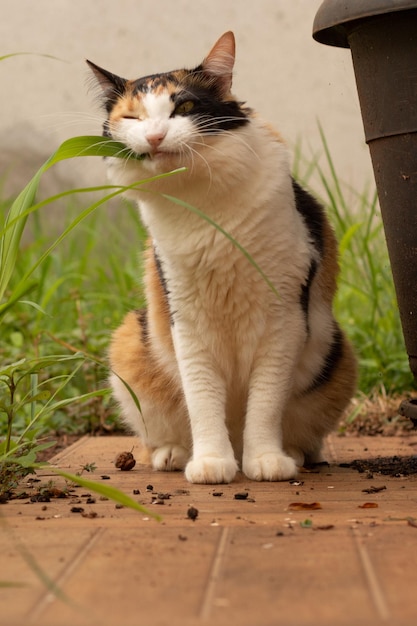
<box><xmin>313</xmin><ymin>1</ymin><xmax>417</xmax><ymax>385</ymax></box>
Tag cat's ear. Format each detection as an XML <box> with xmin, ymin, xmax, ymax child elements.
<box><xmin>202</xmin><ymin>31</ymin><xmax>235</xmax><ymax>96</ymax></box>
<box><xmin>86</xmin><ymin>60</ymin><xmax>127</xmax><ymax>98</ymax></box>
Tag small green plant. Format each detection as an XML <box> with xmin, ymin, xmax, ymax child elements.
<box><xmin>78</xmin><ymin>461</ymin><xmax>97</xmax><ymax>475</ymax></box>
<box><xmin>0</xmin><ymin>352</ymin><xmax>109</xmax><ymax>500</ymax></box>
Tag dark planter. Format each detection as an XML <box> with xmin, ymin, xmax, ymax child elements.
<box><xmin>313</xmin><ymin>0</ymin><xmax>417</xmax><ymax>422</ymax></box>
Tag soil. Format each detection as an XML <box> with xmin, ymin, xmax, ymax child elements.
<box><xmin>341</xmin><ymin>455</ymin><xmax>417</xmax><ymax>477</ymax></box>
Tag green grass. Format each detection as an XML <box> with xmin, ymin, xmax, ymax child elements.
<box><xmin>1</xmin><ymin>196</ymin><xmax>147</xmax><ymax>436</ymax></box>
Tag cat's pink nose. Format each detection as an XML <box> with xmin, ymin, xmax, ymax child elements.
<box><xmin>145</xmin><ymin>131</ymin><xmax>166</xmax><ymax>149</ymax></box>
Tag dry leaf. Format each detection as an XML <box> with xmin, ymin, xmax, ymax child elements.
<box><xmin>288</xmin><ymin>502</ymin><xmax>322</xmax><ymax>511</ymax></box>
<box><xmin>358</xmin><ymin>502</ymin><xmax>379</xmax><ymax>509</ymax></box>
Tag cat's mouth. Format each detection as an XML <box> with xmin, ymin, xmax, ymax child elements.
<box><xmin>147</xmin><ymin>149</ymin><xmax>179</xmax><ymax>160</ymax></box>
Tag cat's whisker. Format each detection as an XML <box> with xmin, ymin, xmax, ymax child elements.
<box><xmin>191</xmin><ymin>118</ymin><xmax>261</xmax><ymax>161</ymax></box>
<box><xmin>195</xmin><ymin>115</ymin><xmax>249</xmax><ymax>129</ymax></box>
<box><xmin>176</xmin><ymin>138</ymin><xmax>206</xmax><ymax>178</ymax></box>
<box><xmin>191</xmin><ymin>130</ymin><xmax>261</xmax><ymax>163</ymax></box>
<box><xmin>38</xmin><ymin>111</ymin><xmax>106</xmax><ymax>134</ymax></box>
<box><xmin>183</xmin><ymin>141</ymin><xmax>214</xmax><ymax>189</ymax></box>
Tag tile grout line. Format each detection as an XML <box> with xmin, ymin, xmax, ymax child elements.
<box><xmin>27</xmin><ymin>526</ymin><xmax>106</xmax><ymax>624</ymax></box>
<box><xmin>351</xmin><ymin>527</ymin><xmax>391</xmax><ymax>622</ymax></box>
<box><xmin>199</xmin><ymin>526</ymin><xmax>231</xmax><ymax>621</ymax></box>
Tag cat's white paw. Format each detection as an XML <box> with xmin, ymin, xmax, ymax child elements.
<box><xmin>243</xmin><ymin>452</ymin><xmax>297</xmax><ymax>481</ymax></box>
<box><xmin>185</xmin><ymin>456</ymin><xmax>238</xmax><ymax>484</ymax></box>
<box><xmin>286</xmin><ymin>446</ymin><xmax>325</xmax><ymax>468</ymax></box>
<box><xmin>285</xmin><ymin>446</ymin><xmax>305</xmax><ymax>468</ymax></box>
<box><xmin>152</xmin><ymin>444</ymin><xmax>189</xmax><ymax>471</ymax></box>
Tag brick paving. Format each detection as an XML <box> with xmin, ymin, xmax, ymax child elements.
<box><xmin>1</xmin><ymin>433</ymin><xmax>417</xmax><ymax>626</ymax></box>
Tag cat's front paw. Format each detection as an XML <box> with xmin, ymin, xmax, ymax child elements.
<box><xmin>185</xmin><ymin>456</ymin><xmax>238</xmax><ymax>484</ymax></box>
<box><xmin>152</xmin><ymin>444</ymin><xmax>189</xmax><ymax>471</ymax></box>
<box><xmin>243</xmin><ymin>452</ymin><xmax>297</xmax><ymax>481</ymax></box>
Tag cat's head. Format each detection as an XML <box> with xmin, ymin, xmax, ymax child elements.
<box><xmin>87</xmin><ymin>32</ymin><xmax>250</xmax><ymax>176</ymax></box>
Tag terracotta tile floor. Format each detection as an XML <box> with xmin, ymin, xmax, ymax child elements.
<box><xmin>2</xmin><ymin>432</ymin><xmax>417</xmax><ymax>626</ymax></box>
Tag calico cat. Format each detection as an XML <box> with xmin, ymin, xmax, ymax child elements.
<box><xmin>88</xmin><ymin>31</ymin><xmax>357</xmax><ymax>484</ymax></box>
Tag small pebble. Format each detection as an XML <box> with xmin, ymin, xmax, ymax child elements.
<box><xmin>157</xmin><ymin>493</ymin><xmax>171</xmax><ymax>500</ymax></box>
<box><xmin>187</xmin><ymin>506</ymin><xmax>199</xmax><ymax>521</ymax></box>
<box><xmin>70</xmin><ymin>506</ymin><xmax>84</xmax><ymax>513</ymax></box>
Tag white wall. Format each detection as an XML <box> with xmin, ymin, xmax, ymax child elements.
<box><xmin>0</xmin><ymin>0</ymin><xmax>374</xmax><ymax>198</ymax></box>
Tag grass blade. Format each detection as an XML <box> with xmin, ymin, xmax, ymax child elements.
<box><xmin>51</xmin><ymin>469</ymin><xmax>161</xmax><ymax>520</ymax></box>
<box><xmin>162</xmin><ymin>193</ymin><xmax>280</xmax><ymax>299</ymax></box>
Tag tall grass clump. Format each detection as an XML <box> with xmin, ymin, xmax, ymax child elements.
<box><xmin>0</xmin><ymin>129</ymin><xmax>186</xmax><ymax>502</ymax></box>
<box><xmin>293</xmin><ymin>124</ymin><xmax>415</xmax><ymax>396</ymax></box>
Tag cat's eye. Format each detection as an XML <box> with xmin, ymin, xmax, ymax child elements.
<box><xmin>175</xmin><ymin>100</ymin><xmax>195</xmax><ymax>115</ymax></box>
<box><xmin>123</xmin><ymin>115</ymin><xmax>138</xmax><ymax>120</ymax></box>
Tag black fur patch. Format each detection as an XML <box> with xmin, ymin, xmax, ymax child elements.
<box><xmin>305</xmin><ymin>326</ymin><xmax>344</xmax><ymax>393</ymax></box>
<box><xmin>171</xmin><ymin>76</ymin><xmax>250</xmax><ymax>132</ymax></box>
<box><xmin>154</xmin><ymin>249</ymin><xmax>170</xmax><ymax>299</ymax></box>
<box><xmin>132</xmin><ymin>73</ymin><xmax>179</xmax><ymax>93</ymax></box>
<box><xmin>102</xmin><ymin>120</ymin><xmax>112</xmax><ymax>138</ymax></box>
<box><xmin>153</xmin><ymin>248</ymin><xmax>175</xmax><ymax>325</ymax></box>
<box><xmin>135</xmin><ymin>308</ymin><xmax>149</xmax><ymax>344</ymax></box>
<box><xmin>292</xmin><ymin>179</ymin><xmax>325</xmax><ymax>257</ymax></box>
<box><xmin>300</xmin><ymin>259</ymin><xmax>318</xmax><ymax>328</ymax></box>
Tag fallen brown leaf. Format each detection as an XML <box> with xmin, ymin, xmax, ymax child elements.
<box><xmin>358</xmin><ymin>502</ymin><xmax>379</xmax><ymax>509</ymax></box>
<box><xmin>288</xmin><ymin>502</ymin><xmax>322</xmax><ymax>511</ymax></box>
